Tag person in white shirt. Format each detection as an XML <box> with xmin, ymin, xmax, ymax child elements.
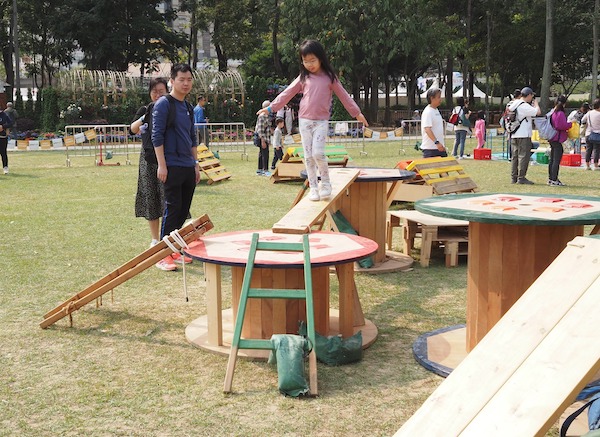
<box><xmin>508</xmin><ymin>87</ymin><xmax>540</xmax><ymax>184</ymax></box>
<box><xmin>420</xmin><ymin>88</ymin><xmax>447</xmax><ymax>158</ymax></box>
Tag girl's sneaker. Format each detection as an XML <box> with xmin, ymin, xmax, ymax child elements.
<box><xmin>308</xmin><ymin>188</ymin><xmax>320</xmax><ymax>201</ymax></box>
<box><xmin>319</xmin><ymin>183</ymin><xmax>332</xmax><ymax>198</ymax></box>
<box><xmin>156</xmin><ymin>255</ymin><xmax>177</xmax><ymax>271</ymax></box>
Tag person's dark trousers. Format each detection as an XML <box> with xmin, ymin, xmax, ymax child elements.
<box><xmin>585</xmin><ymin>141</ymin><xmax>600</xmax><ymax>166</ymax></box>
<box><xmin>0</xmin><ymin>136</ymin><xmax>7</xmax><ymax>168</ymax></box>
<box><xmin>548</xmin><ymin>141</ymin><xmax>564</xmax><ymax>182</ymax></box>
<box><xmin>258</xmin><ymin>145</ymin><xmax>269</xmax><ymax>171</ymax></box>
<box><xmin>271</xmin><ymin>147</ymin><xmax>283</xmax><ymax>169</ymax></box>
<box><xmin>161</xmin><ymin>166</ymin><xmax>196</xmax><ymax>239</ymax></box>
<box><xmin>511</xmin><ymin>137</ymin><xmax>532</xmax><ymax>181</ymax></box>
<box><xmin>422</xmin><ymin>148</ymin><xmax>448</xmax><ymax>158</ymax></box>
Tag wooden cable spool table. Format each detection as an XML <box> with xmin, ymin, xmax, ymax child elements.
<box><xmin>184</xmin><ymin>230</ymin><xmax>378</xmax><ymax>359</ymax></box>
<box><xmin>412</xmin><ymin>193</ymin><xmax>600</xmax><ymax>375</ymax></box>
<box><xmin>296</xmin><ymin>167</ymin><xmax>416</xmax><ymax>273</ymax></box>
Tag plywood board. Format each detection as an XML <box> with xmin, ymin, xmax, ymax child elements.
<box><xmin>272</xmin><ymin>168</ymin><xmax>360</xmax><ymax>234</ymax></box>
<box><xmin>396</xmin><ymin>236</ymin><xmax>600</xmax><ymax>436</ymax></box>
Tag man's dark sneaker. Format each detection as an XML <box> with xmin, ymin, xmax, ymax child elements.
<box><xmin>517</xmin><ymin>178</ymin><xmax>534</xmax><ymax>185</ymax></box>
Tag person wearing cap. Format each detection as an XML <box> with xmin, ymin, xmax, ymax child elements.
<box><xmin>507</xmin><ymin>86</ymin><xmax>540</xmax><ymax>184</ymax></box>
<box><xmin>420</xmin><ymin>87</ymin><xmax>447</xmax><ymax>158</ymax></box>
<box><xmin>4</xmin><ymin>102</ymin><xmax>18</xmax><ymax>140</ymax></box>
<box><xmin>255</xmin><ymin>100</ymin><xmax>271</xmax><ymax>176</ymax></box>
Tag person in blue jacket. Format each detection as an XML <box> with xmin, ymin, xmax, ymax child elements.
<box><xmin>151</xmin><ymin>64</ymin><xmax>199</xmax><ymax>267</ymax></box>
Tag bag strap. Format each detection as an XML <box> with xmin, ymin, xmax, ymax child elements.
<box><xmin>514</xmin><ymin>101</ymin><xmax>527</xmax><ymax>123</ymax></box>
<box><xmin>560</xmin><ymin>393</ymin><xmax>600</xmax><ymax>437</ymax></box>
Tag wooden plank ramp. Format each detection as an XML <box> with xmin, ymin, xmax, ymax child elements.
<box><xmin>395</xmin><ymin>236</ymin><xmax>600</xmax><ymax>437</ymax></box>
<box><xmin>197</xmin><ymin>145</ymin><xmax>231</xmax><ymax>184</ymax></box>
<box><xmin>272</xmin><ymin>168</ymin><xmax>360</xmax><ymax>234</ymax></box>
<box><xmin>40</xmin><ymin>215</ymin><xmax>214</xmax><ymax>329</ymax></box>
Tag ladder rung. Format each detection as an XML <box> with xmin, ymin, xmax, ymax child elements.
<box><xmin>256</xmin><ymin>241</ymin><xmax>304</xmax><ymax>251</ymax></box>
<box><xmin>238</xmin><ymin>339</ymin><xmax>274</xmax><ymax>350</ymax></box>
<box><xmin>248</xmin><ymin>288</ymin><xmax>307</xmax><ymax>299</ymax></box>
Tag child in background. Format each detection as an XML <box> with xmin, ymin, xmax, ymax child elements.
<box><xmin>271</xmin><ymin>118</ymin><xmax>285</xmax><ymax>170</ymax></box>
<box><xmin>475</xmin><ymin>110</ymin><xmax>486</xmax><ymax>149</ymax></box>
<box><xmin>257</xmin><ymin>39</ymin><xmax>368</xmax><ymax>201</ymax></box>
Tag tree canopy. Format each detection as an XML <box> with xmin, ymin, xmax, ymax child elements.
<box><xmin>1</xmin><ymin>0</ymin><xmax>598</xmax><ymax>122</ymax></box>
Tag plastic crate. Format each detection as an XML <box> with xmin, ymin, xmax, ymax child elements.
<box><xmin>560</xmin><ymin>154</ymin><xmax>581</xmax><ymax>167</ymax></box>
<box><xmin>473</xmin><ymin>148</ymin><xmax>491</xmax><ymax>160</ymax></box>
<box><xmin>536</xmin><ymin>152</ymin><xmax>549</xmax><ymax>164</ymax></box>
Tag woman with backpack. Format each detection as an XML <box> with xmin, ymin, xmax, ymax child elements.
<box><xmin>451</xmin><ymin>97</ymin><xmax>471</xmax><ymax>159</ymax></box>
<box><xmin>548</xmin><ymin>95</ymin><xmax>572</xmax><ymax>186</ymax></box>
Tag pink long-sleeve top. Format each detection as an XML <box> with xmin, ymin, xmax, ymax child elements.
<box><xmin>550</xmin><ymin>110</ymin><xmax>572</xmax><ymax>143</ymax></box>
<box><xmin>474</xmin><ymin>119</ymin><xmax>485</xmax><ymax>138</ymax></box>
<box><xmin>269</xmin><ymin>71</ymin><xmax>361</xmax><ymax>121</ymax></box>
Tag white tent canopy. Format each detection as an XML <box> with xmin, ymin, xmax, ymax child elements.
<box><xmin>453</xmin><ymin>83</ymin><xmax>488</xmax><ymax>98</ymax></box>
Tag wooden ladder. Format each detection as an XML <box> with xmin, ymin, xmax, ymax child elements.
<box><xmin>223</xmin><ymin>233</ymin><xmax>318</xmax><ymax>395</ymax></box>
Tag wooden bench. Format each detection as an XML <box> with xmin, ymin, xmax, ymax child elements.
<box><xmin>270</xmin><ymin>145</ymin><xmax>350</xmax><ymax>183</ymax></box>
<box><xmin>395</xmin><ymin>236</ymin><xmax>600</xmax><ymax>436</ymax></box>
<box><xmin>387</xmin><ymin>210</ymin><xmax>468</xmax><ymax>267</ymax></box>
<box><xmin>390</xmin><ymin>157</ymin><xmax>477</xmax><ymax>202</ymax></box>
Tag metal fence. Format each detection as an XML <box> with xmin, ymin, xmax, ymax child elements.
<box><xmin>198</xmin><ymin>122</ymin><xmax>249</xmax><ymax>159</ymax></box>
<box><xmin>280</xmin><ymin>120</ymin><xmax>366</xmax><ymax>154</ymax></box>
<box><xmin>64</xmin><ymin>124</ymin><xmax>133</xmax><ymax>167</ymax></box>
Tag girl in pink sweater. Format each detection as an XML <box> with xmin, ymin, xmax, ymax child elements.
<box><xmin>474</xmin><ymin>110</ymin><xmax>486</xmax><ymax>149</ymax></box>
<box><xmin>258</xmin><ymin>40</ymin><xmax>368</xmax><ymax>201</ymax></box>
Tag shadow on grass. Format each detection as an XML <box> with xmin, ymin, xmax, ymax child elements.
<box><xmin>48</xmin><ymin>308</ymin><xmax>198</xmax><ymax>350</ymax></box>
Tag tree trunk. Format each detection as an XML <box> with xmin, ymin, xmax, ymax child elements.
<box><xmin>12</xmin><ymin>0</ymin><xmax>21</xmax><ymax>100</ymax></box>
<box><xmin>214</xmin><ymin>44</ymin><xmax>227</xmax><ymax>72</ymax></box>
<box><xmin>384</xmin><ymin>64</ymin><xmax>390</xmax><ymax>127</ymax></box>
<box><xmin>485</xmin><ymin>10</ymin><xmax>492</xmax><ymax>115</ymax></box>
<box><xmin>540</xmin><ymin>0</ymin><xmax>554</xmax><ymax>113</ymax></box>
<box><xmin>272</xmin><ymin>0</ymin><xmax>284</xmax><ymax>78</ymax></box>
<box><xmin>370</xmin><ymin>72</ymin><xmax>378</xmax><ymax>124</ymax></box>
<box><xmin>463</xmin><ymin>0</ymin><xmax>472</xmax><ymax>101</ymax></box>
<box><xmin>190</xmin><ymin>5</ymin><xmax>198</xmax><ymax>67</ymax></box>
<box><xmin>445</xmin><ymin>57</ymin><xmax>453</xmax><ymax>107</ymax></box>
<box><xmin>592</xmin><ymin>0</ymin><xmax>599</xmax><ymax>102</ymax></box>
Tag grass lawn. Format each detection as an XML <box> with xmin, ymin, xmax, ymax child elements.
<box><xmin>1</xmin><ymin>137</ymin><xmax>597</xmax><ymax>436</ymax></box>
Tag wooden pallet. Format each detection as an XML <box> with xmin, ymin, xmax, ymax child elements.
<box><xmin>197</xmin><ymin>145</ymin><xmax>231</xmax><ymax>184</ymax></box>
<box><xmin>390</xmin><ymin>157</ymin><xmax>477</xmax><ymax>202</ymax></box>
<box><xmin>40</xmin><ymin>215</ymin><xmax>214</xmax><ymax>329</ymax></box>
<box><xmin>270</xmin><ymin>145</ymin><xmax>350</xmax><ymax>183</ymax></box>
<box><xmin>396</xmin><ymin>236</ymin><xmax>600</xmax><ymax>436</ymax></box>
<box><xmin>272</xmin><ymin>168</ymin><xmax>360</xmax><ymax>234</ymax></box>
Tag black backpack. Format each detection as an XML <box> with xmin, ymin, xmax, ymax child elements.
<box><xmin>142</xmin><ymin>95</ymin><xmax>195</xmax><ymax>164</ymax></box>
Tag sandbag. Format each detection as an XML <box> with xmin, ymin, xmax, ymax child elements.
<box><xmin>315</xmin><ymin>331</ymin><xmax>363</xmax><ymax>366</ymax></box>
<box><xmin>268</xmin><ymin>334</ymin><xmax>310</xmax><ymax>397</ymax></box>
